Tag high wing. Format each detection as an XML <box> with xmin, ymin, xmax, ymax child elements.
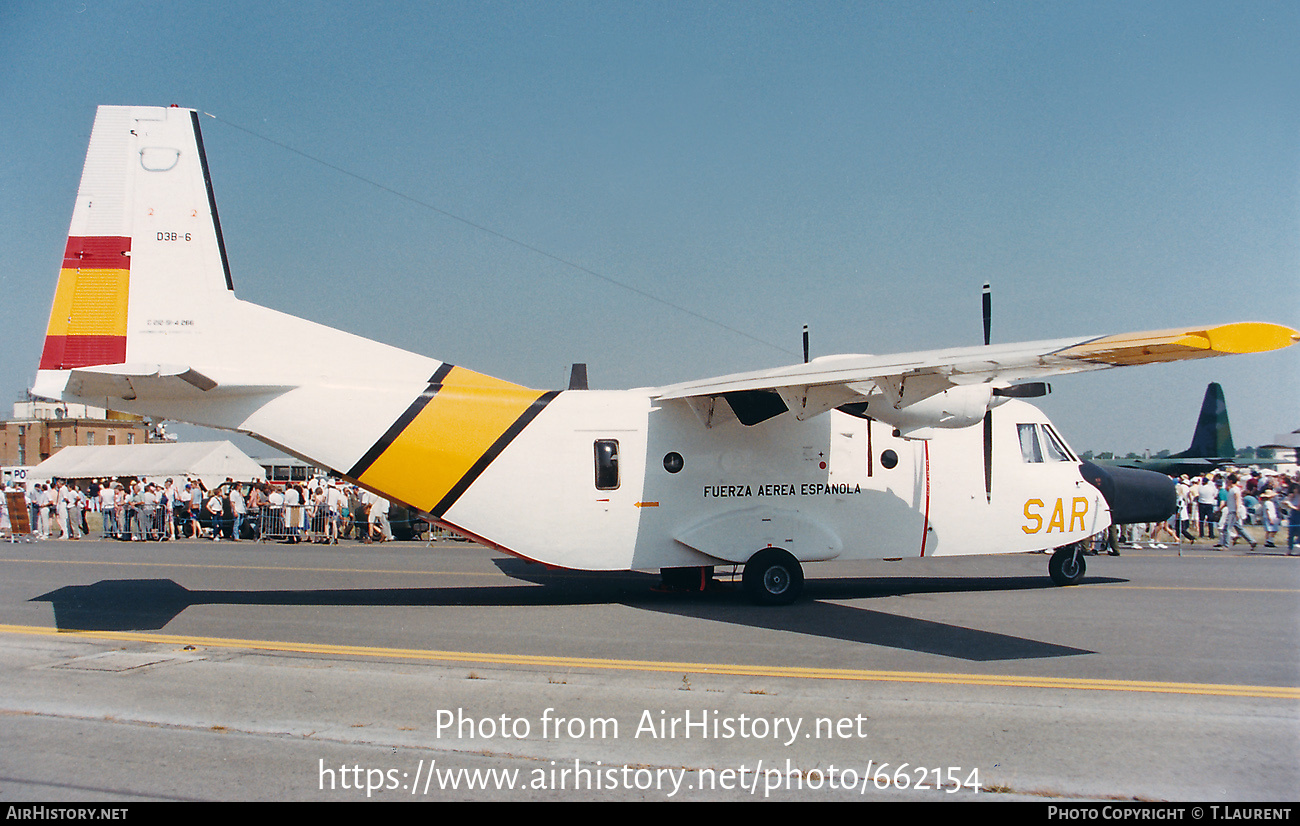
<box><xmin>652</xmin><ymin>322</ymin><xmax>1299</xmax><ymax>437</ymax></box>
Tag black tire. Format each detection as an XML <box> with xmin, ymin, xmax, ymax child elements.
<box><xmin>1048</xmin><ymin>544</ymin><xmax>1086</xmax><ymax>586</ymax></box>
<box><xmin>743</xmin><ymin>549</ymin><xmax>804</xmax><ymax>605</ymax></box>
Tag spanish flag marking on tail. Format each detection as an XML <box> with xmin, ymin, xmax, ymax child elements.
<box><xmin>40</xmin><ymin>236</ymin><xmax>131</xmax><ymax>370</ymax></box>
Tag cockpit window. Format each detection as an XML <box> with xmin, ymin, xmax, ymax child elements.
<box><xmin>1017</xmin><ymin>424</ymin><xmax>1043</xmax><ymax>463</ymax></box>
<box><xmin>1040</xmin><ymin>424</ymin><xmax>1074</xmax><ymax>462</ymax></box>
<box><xmin>1019</xmin><ymin>423</ymin><xmax>1074</xmax><ymax>463</ymax></box>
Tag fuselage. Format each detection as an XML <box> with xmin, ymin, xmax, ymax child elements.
<box><xmin>436</xmin><ymin>391</ymin><xmax>1106</xmax><ymax>572</ymax></box>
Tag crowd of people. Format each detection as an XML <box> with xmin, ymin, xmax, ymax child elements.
<box><xmin>1128</xmin><ymin>468</ymin><xmax>1300</xmax><ymax>553</ymax></box>
<box><xmin>3</xmin><ymin>476</ymin><xmax>401</xmax><ymax>544</ymax></box>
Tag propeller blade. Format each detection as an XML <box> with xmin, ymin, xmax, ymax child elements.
<box><xmin>982</xmin><ymin>282</ymin><xmax>993</xmax><ymax>501</ymax></box>
<box><xmin>982</xmin><ymin>282</ymin><xmax>992</xmax><ymax>347</ymax></box>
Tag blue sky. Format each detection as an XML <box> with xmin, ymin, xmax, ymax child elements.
<box><xmin>1</xmin><ymin>1</ymin><xmax>1296</xmax><ymax>456</ymax></box>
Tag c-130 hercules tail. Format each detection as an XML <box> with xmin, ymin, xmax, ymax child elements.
<box><xmin>33</xmin><ymin>106</ymin><xmax>1300</xmax><ymax>603</ymax></box>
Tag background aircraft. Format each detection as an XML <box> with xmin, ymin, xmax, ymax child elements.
<box><xmin>1104</xmin><ymin>382</ymin><xmax>1295</xmax><ymax>476</ymax></box>
<box><xmin>1103</xmin><ymin>382</ymin><xmax>1235</xmax><ymax>477</ymax></box>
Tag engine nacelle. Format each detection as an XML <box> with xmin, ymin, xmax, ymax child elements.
<box><xmin>854</xmin><ymin>383</ymin><xmax>995</xmax><ymax>438</ymax></box>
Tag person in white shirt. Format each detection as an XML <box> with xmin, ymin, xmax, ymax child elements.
<box><xmin>67</xmin><ymin>482</ymin><xmax>81</xmax><ymax>539</ymax></box>
<box><xmin>229</xmin><ymin>485</ymin><xmax>246</xmax><ymax>541</ymax></box>
<box><xmin>1196</xmin><ymin>475</ymin><xmax>1218</xmax><ymax>539</ymax></box>
<box><xmin>100</xmin><ymin>483</ymin><xmax>118</xmax><ymax>538</ymax></box>
<box><xmin>326</xmin><ymin>483</ymin><xmax>345</xmax><ymax>544</ymax></box>
<box><xmin>205</xmin><ymin>491</ymin><xmax>224</xmax><ymax>539</ymax></box>
<box><xmin>54</xmin><ymin>481</ymin><xmax>71</xmax><ymax>539</ymax></box>
<box><xmin>37</xmin><ymin>484</ymin><xmax>53</xmax><ymax>539</ymax></box>
<box><xmin>283</xmin><ymin>484</ymin><xmax>302</xmax><ymax>542</ymax></box>
<box><xmin>1216</xmin><ymin>474</ymin><xmax>1256</xmax><ymax>550</ymax></box>
<box><xmin>162</xmin><ymin>478</ymin><xmax>178</xmax><ymax>540</ymax></box>
<box><xmin>368</xmin><ymin>492</ymin><xmax>391</xmax><ymax>542</ymax></box>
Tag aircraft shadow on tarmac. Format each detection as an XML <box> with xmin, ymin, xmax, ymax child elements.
<box><xmin>31</xmin><ymin>560</ymin><xmax>1107</xmax><ymax>661</ymax></box>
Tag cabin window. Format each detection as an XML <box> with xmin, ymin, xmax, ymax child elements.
<box><xmin>1017</xmin><ymin>424</ymin><xmax>1042</xmax><ymax>463</ymax></box>
<box><xmin>594</xmin><ymin>440</ymin><xmax>620</xmax><ymax>490</ymax></box>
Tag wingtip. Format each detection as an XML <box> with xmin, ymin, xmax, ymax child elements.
<box><xmin>1200</xmin><ymin>322</ymin><xmax>1300</xmax><ymax>354</ymax></box>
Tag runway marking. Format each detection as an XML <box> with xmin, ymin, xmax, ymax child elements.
<box><xmin>0</xmin><ymin>623</ymin><xmax>1295</xmax><ymax>700</ymax></box>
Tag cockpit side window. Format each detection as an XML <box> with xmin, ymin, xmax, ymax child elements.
<box><xmin>1040</xmin><ymin>424</ymin><xmax>1075</xmax><ymax>462</ymax></box>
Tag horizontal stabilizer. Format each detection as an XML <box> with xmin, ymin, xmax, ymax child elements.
<box><xmin>55</xmin><ymin>364</ymin><xmax>293</xmax><ymax>403</ymax></box>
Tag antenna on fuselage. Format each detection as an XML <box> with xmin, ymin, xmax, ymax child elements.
<box><xmin>803</xmin><ymin>324</ymin><xmax>810</xmax><ymax>364</ymax></box>
<box><xmin>567</xmin><ymin>363</ymin><xmax>588</xmax><ymax>391</ymax></box>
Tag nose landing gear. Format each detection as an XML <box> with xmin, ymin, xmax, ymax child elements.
<box><xmin>1048</xmin><ymin>542</ymin><xmax>1086</xmax><ymax>586</ymax></box>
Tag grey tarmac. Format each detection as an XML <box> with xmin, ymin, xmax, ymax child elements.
<box><xmin>0</xmin><ymin>536</ymin><xmax>1295</xmax><ymax>801</ymax></box>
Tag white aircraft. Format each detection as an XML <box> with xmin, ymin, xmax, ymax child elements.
<box><xmin>33</xmin><ymin>106</ymin><xmax>1300</xmax><ymax>603</ymax></box>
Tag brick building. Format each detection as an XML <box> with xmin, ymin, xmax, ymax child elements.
<box><xmin>0</xmin><ymin>400</ymin><xmax>149</xmax><ymax>469</ymax></box>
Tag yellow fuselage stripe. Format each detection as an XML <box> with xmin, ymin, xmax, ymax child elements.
<box><xmin>356</xmin><ymin>366</ymin><xmax>548</xmax><ymax>514</ymax></box>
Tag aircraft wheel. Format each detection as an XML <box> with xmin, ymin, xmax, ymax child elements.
<box><xmin>743</xmin><ymin>549</ymin><xmax>804</xmax><ymax>605</ymax></box>
<box><xmin>1048</xmin><ymin>544</ymin><xmax>1086</xmax><ymax>586</ymax></box>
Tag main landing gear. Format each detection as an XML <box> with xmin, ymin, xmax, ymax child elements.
<box><xmin>742</xmin><ymin>548</ymin><xmax>804</xmax><ymax>605</ymax></box>
<box><xmin>1048</xmin><ymin>543</ymin><xmax>1086</xmax><ymax>586</ymax></box>
<box><xmin>655</xmin><ymin>546</ymin><xmax>806</xmax><ymax>603</ymax></box>
<box><xmin>656</xmin><ymin>550</ymin><xmax>807</xmax><ymax>605</ymax></box>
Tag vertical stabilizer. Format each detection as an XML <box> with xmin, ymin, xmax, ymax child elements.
<box><xmin>31</xmin><ymin>105</ymin><xmax>555</xmax><ymax>504</ymax></box>
<box><xmin>39</xmin><ymin>106</ymin><xmax>235</xmax><ymax>373</ymax></box>
<box><xmin>1180</xmin><ymin>382</ymin><xmax>1234</xmax><ymax>459</ymax></box>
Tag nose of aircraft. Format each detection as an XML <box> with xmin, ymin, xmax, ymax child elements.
<box><xmin>1078</xmin><ymin>461</ymin><xmax>1176</xmax><ymax>525</ymax></box>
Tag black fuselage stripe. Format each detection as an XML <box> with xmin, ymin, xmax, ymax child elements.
<box><xmin>347</xmin><ymin>364</ymin><xmax>455</xmax><ymax>479</ymax></box>
<box><xmin>430</xmin><ymin>390</ymin><xmax>560</xmax><ymax>518</ymax></box>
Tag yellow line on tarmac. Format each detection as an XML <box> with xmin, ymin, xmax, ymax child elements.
<box><xmin>0</xmin><ymin>623</ymin><xmax>1295</xmax><ymax>700</ymax></box>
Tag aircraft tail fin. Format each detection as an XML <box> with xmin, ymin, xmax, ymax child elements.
<box><xmin>31</xmin><ymin>106</ymin><xmax>561</xmax><ymax>519</ymax></box>
<box><xmin>38</xmin><ymin>106</ymin><xmax>237</xmax><ymax>374</ymax></box>
<box><xmin>1181</xmin><ymin>382</ymin><xmax>1235</xmax><ymax>459</ymax></box>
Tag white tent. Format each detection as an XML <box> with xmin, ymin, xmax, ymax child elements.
<box><xmin>30</xmin><ymin>441</ymin><xmax>267</xmax><ymax>487</ymax></box>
